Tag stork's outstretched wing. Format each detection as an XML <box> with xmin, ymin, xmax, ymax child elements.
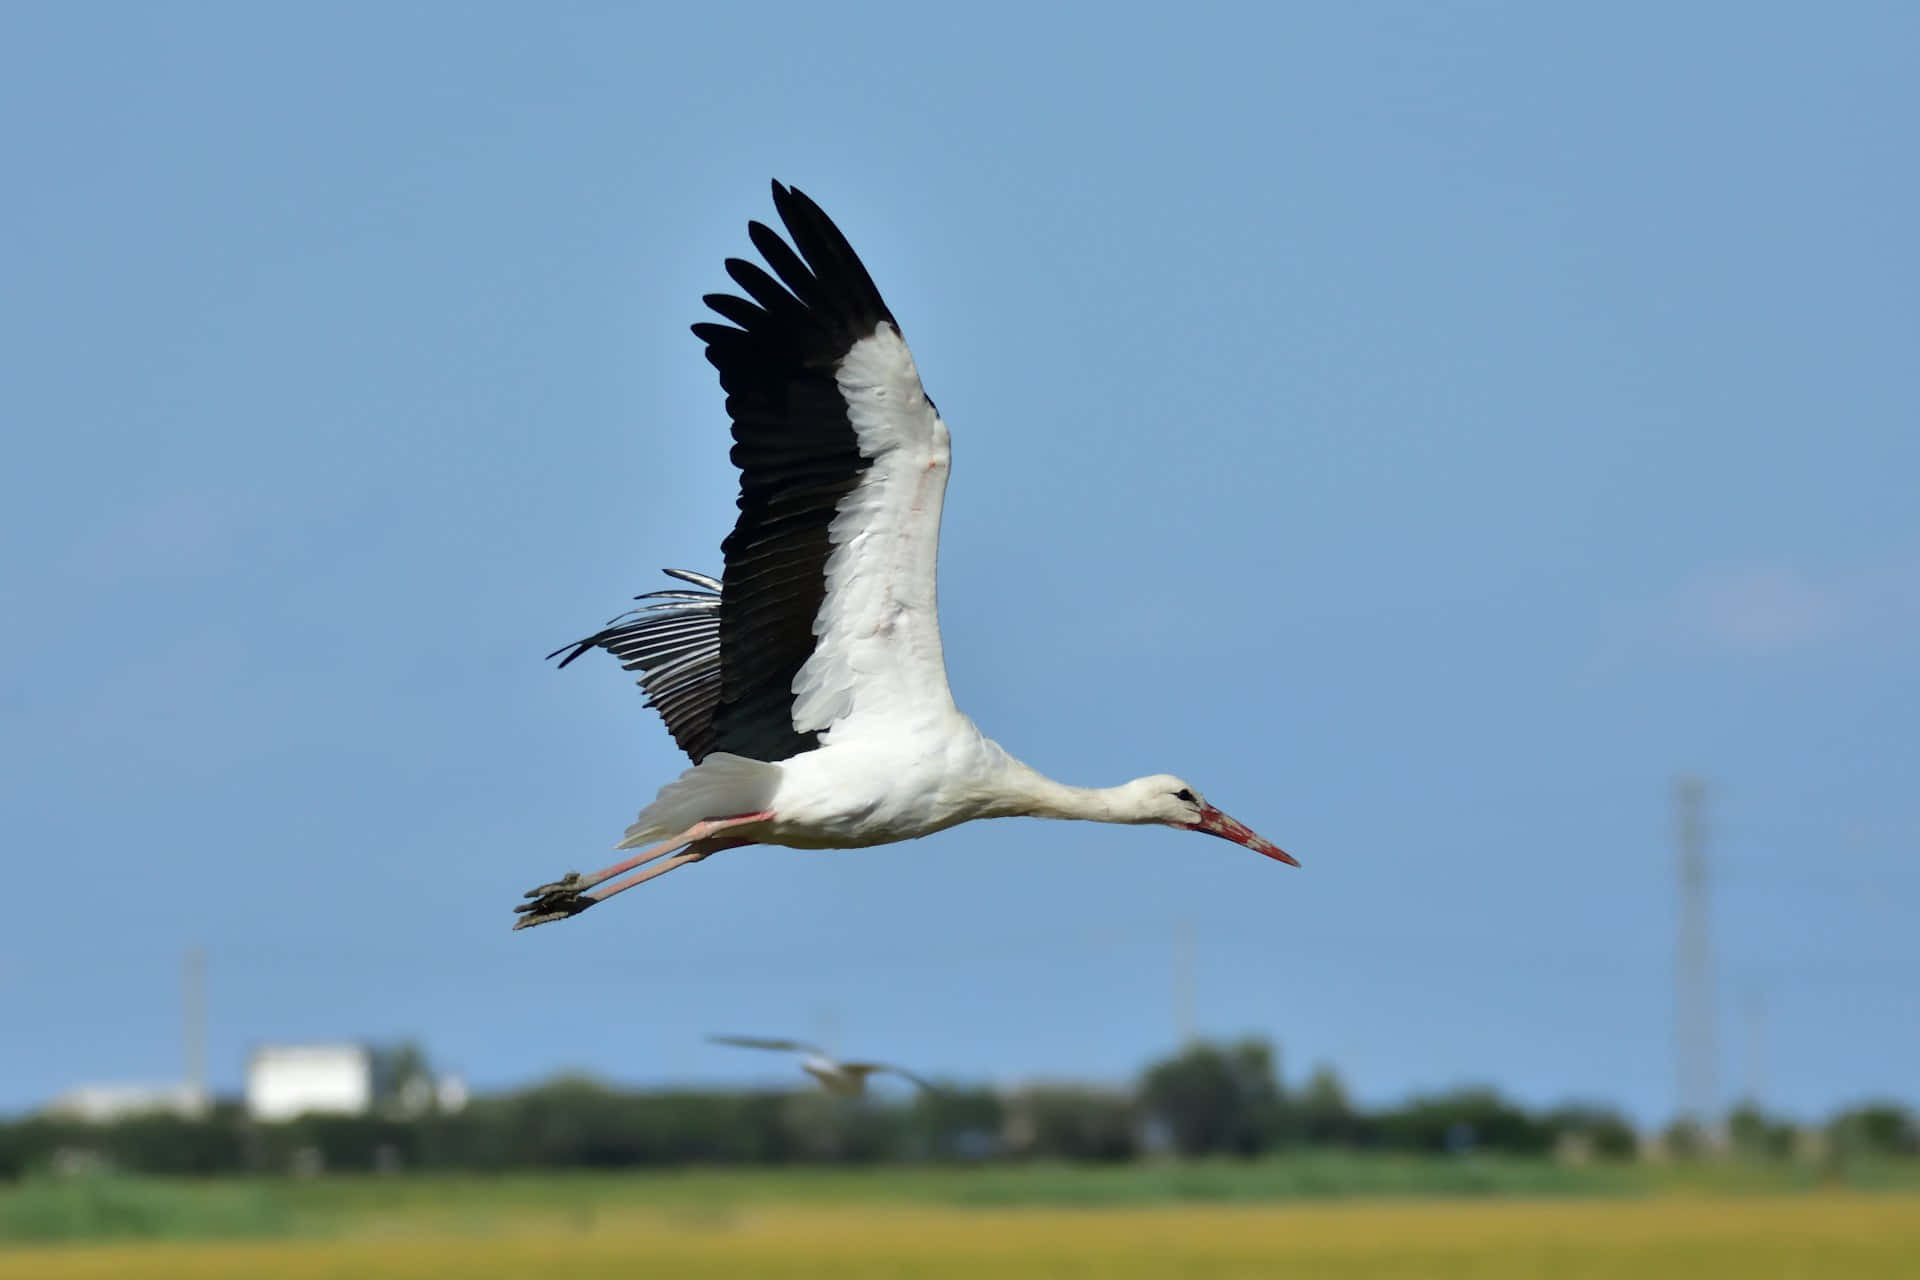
<box><xmin>694</xmin><ymin>182</ymin><xmax>959</xmax><ymax>762</ymax></box>
<box><xmin>553</xmin><ymin>182</ymin><xmax>959</xmax><ymax>765</ymax></box>
<box><xmin>708</xmin><ymin>1034</ymin><xmax>828</xmax><ymax>1056</ymax></box>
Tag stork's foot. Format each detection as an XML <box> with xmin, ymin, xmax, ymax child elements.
<box><xmin>512</xmin><ymin>873</ymin><xmax>596</xmax><ymax>930</ymax></box>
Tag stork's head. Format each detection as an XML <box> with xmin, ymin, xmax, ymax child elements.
<box><xmin>1120</xmin><ymin>774</ymin><xmax>1299</xmax><ymax>867</ymax></box>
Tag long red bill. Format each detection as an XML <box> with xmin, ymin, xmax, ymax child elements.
<box><xmin>1194</xmin><ymin>804</ymin><xmax>1300</xmax><ymax>867</ymax></box>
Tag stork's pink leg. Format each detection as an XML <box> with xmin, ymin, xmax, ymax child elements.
<box><xmin>512</xmin><ymin>811</ymin><xmax>773</xmax><ymax>931</ymax></box>
<box><xmin>569</xmin><ymin>814</ymin><xmax>767</xmax><ymax>894</ymax></box>
<box><xmin>584</xmin><ymin>835</ymin><xmax>753</xmax><ymax>905</ymax></box>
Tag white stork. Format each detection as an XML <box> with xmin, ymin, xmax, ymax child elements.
<box><xmin>515</xmin><ymin>181</ymin><xmax>1296</xmax><ymax>930</ymax></box>
<box><xmin>707</xmin><ymin>1035</ymin><xmax>937</xmax><ymax>1096</ymax></box>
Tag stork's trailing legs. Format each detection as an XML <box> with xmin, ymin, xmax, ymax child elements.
<box><xmin>511</xmin><ymin>812</ymin><xmax>772</xmax><ymax>930</ymax></box>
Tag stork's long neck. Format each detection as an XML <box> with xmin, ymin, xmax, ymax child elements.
<box><xmin>998</xmin><ymin>762</ymin><xmax>1133</xmax><ymax>823</ymax></box>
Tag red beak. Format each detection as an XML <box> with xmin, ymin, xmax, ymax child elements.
<box><xmin>1192</xmin><ymin>804</ymin><xmax>1299</xmax><ymax>867</ymax></box>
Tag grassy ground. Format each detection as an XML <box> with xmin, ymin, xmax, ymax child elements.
<box><xmin>3</xmin><ymin>1193</ymin><xmax>1917</xmax><ymax>1279</ymax></box>
<box><xmin>4</xmin><ymin>1155</ymin><xmax>1918</xmax><ymax>1243</ymax></box>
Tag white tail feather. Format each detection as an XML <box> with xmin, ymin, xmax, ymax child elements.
<box><xmin>617</xmin><ymin>752</ymin><xmax>781</xmax><ymax>849</ymax></box>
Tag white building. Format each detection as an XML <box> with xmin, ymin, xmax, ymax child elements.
<box><xmin>246</xmin><ymin>1043</ymin><xmax>373</xmax><ymax>1121</ymax></box>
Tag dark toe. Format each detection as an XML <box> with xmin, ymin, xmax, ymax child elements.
<box><xmin>511</xmin><ymin>888</ymin><xmax>595</xmax><ymax>930</ymax></box>
<box><xmin>523</xmin><ymin>872</ymin><xmax>585</xmax><ymax>900</ymax></box>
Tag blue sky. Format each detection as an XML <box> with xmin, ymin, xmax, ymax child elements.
<box><xmin>3</xmin><ymin>4</ymin><xmax>1914</xmax><ymax>1126</ymax></box>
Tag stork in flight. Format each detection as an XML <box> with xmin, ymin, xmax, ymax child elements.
<box><xmin>707</xmin><ymin>1035</ymin><xmax>936</xmax><ymax>1096</ymax></box>
<box><xmin>514</xmin><ymin>181</ymin><xmax>1296</xmax><ymax>930</ymax></box>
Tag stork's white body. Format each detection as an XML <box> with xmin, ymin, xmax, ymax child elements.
<box><xmin>801</xmin><ymin>1057</ymin><xmax>876</xmax><ymax>1096</ymax></box>
<box><xmin>632</xmin><ymin>723</ymin><xmax>1023</xmax><ymax>853</ymax></box>
<box><xmin>515</xmin><ymin>184</ymin><xmax>1295</xmax><ymax>929</ymax></box>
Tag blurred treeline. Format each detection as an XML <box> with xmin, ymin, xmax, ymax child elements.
<box><xmin>3</xmin><ymin>1038</ymin><xmax>1914</xmax><ymax>1177</ymax></box>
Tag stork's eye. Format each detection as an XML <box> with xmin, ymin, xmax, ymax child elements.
<box><xmin>1173</xmin><ymin>788</ymin><xmax>1196</xmax><ymax>803</ymax></box>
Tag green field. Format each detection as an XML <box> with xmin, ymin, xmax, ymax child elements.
<box><xmin>4</xmin><ymin>1191</ymin><xmax>1917</xmax><ymax>1279</ymax></box>
<box><xmin>5</xmin><ymin>1159</ymin><xmax>1920</xmax><ymax>1278</ymax></box>
<box><xmin>8</xmin><ymin>1153</ymin><xmax>1920</xmax><ymax>1246</ymax></box>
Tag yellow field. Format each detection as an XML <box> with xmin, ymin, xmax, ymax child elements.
<box><xmin>4</xmin><ymin>1193</ymin><xmax>1917</xmax><ymax>1279</ymax></box>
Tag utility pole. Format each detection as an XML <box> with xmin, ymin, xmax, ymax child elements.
<box><xmin>1174</xmin><ymin>917</ymin><xmax>1196</xmax><ymax>1045</ymax></box>
<box><xmin>183</xmin><ymin>947</ymin><xmax>208</xmax><ymax>1110</ymax></box>
<box><xmin>1674</xmin><ymin>776</ymin><xmax>1717</xmax><ymax>1139</ymax></box>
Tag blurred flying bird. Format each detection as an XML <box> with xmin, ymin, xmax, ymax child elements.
<box><xmin>707</xmin><ymin>1035</ymin><xmax>936</xmax><ymax>1096</ymax></box>
<box><xmin>515</xmin><ymin>181</ymin><xmax>1296</xmax><ymax>930</ymax></box>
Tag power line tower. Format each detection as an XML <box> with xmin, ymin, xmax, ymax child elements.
<box><xmin>1673</xmin><ymin>775</ymin><xmax>1717</xmax><ymax>1139</ymax></box>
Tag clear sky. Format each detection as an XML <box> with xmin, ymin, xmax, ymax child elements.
<box><xmin>3</xmin><ymin>3</ymin><xmax>1915</xmax><ymax>1126</ymax></box>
